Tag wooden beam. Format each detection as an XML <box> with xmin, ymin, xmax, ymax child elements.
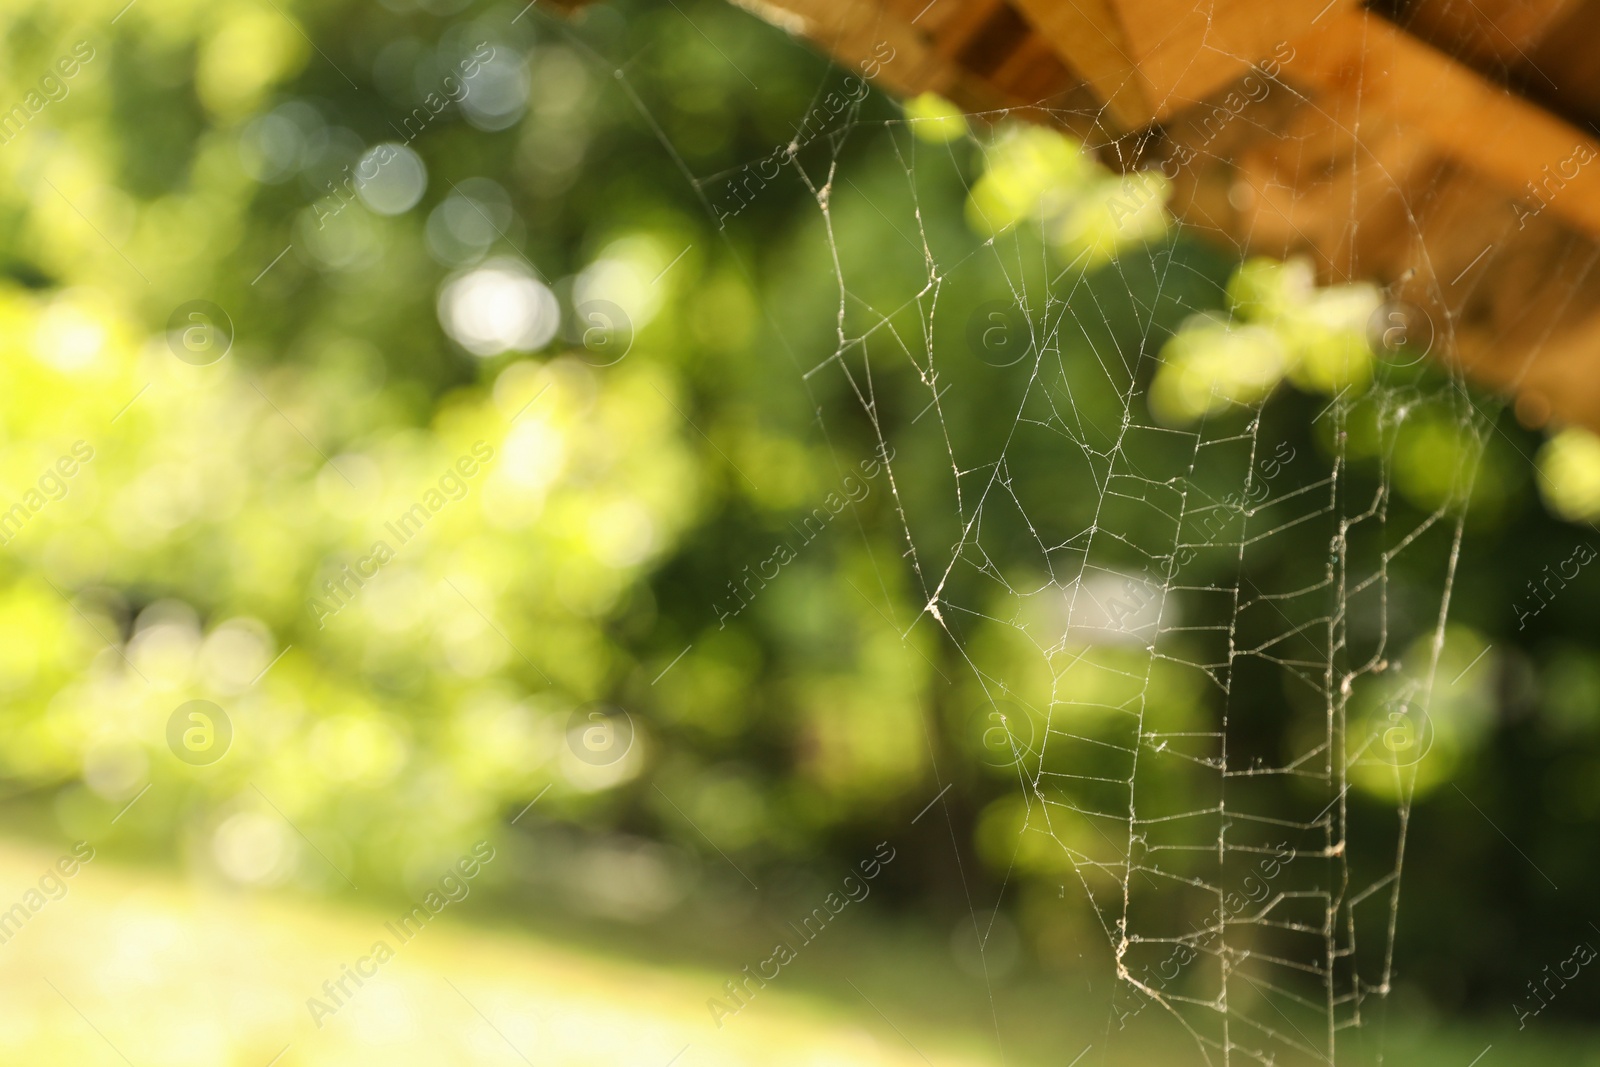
<box><xmin>727</xmin><ymin>0</ymin><xmax>968</xmax><ymax>101</ymax></box>
<box><xmin>1396</xmin><ymin>0</ymin><xmax>1582</xmax><ymax>69</ymax></box>
<box><xmin>1457</xmin><ymin>308</ymin><xmax>1600</xmax><ymax>433</ymax></box>
<box><xmin>1006</xmin><ymin>0</ymin><xmax>1153</xmax><ymax>128</ymax></box>
<box><xmin>1291</xmin><ymin>8</ymin><xmax>1600</xmax><ymax>241</ymax></box>
<box><xmin>1116</xmin><ymin>0</ymin><xmax>1361</xmax><ymax>120</ymax></box>
<box><xmin>1231</xmin><ymin>110</ymin><xmax>1438</xmax><ymax>278</ymax></box>
<box><xmin>1006</xmin><ymin>0</ymin><xmax>1371</xmax><ymax>126</ymax></box>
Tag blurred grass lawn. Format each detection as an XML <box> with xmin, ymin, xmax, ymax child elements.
<box><xmin>0</xmin><ymin>836</ymin><xmax>1592</xmax><ymax>1066</ymax></box>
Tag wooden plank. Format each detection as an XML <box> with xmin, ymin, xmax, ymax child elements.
<box><xmin>1231</xmin><ymin>110</ymin><xmax>1437</xmax><ymax>278</ymax></box>
<box><xmin>1008</xmin><ymin>0</ymin><xmax>1365</xmax><ymax>125</ymax></box>
<box><xmin>988</xmin><ymin>32</ymin><xmax>1077</xmax><ymax>104</ymax></box>
<box><xmin>1519</xmin><ymin>3</ymin><xmax>1600</xmax><ymax>129</ymax></box>
<box><xmin>1006</xmin><ymin>0</ymin><xmax>1153</xmax><ymax>128</ymax></box>
<box><xmin>1393</xmin><ymin>0</ymin><xmax>1581</xmax><ymax>69</ymax></box>
<box><xmin>1114</xmin><ymin>0</ymin><xmax>1361</xmax><ymax>120</ymax></box>
<box><xmin>923</xmin><ymin>0</ymin><xmax>1012</xmax><ymax>66</ymax></box>
<box><xmin>1290</xmin><ymin>7</ymin><xmax>1600</xmax><ymax>241</ymax></box>
<box><xmin>1457</xmin><ymin>307</ymin><xmax>1600</xmax><ymax>434</ymax></box>
<box><xmin>727</xmin><ymin>0</ymin><xmax>968</xmax><ymax>100</ymax></box>
<box><xmin>880</xmin><ymin>0</ymin><xmax>963</xmax><ymax>36</ymax></box>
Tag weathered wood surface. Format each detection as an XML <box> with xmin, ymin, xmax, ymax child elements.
<box><xmin>702</xmin><ymin>0</ymin><xmax>1600</xmax><ymax>431</ymax></box>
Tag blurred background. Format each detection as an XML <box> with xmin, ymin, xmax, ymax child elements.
<box><xmin>0</xmin><ymin>0</ymin><xmax>1598</xmax><ymax>1062</ymax></box>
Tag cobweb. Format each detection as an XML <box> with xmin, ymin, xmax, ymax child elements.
<box><xmin>579</xmin><ymin>5</ymin><xmax>1501</xmax><ymax>1063</ymax></box>
<box><xmin>805</xmin><ymin>139</ymin><xmax>1472</xmax><ymax>1066</ymax></box>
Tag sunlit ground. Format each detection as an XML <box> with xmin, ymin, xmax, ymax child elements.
<box><xmin>0</xmin><ymin>837</ymin><xmax>1591</xmax><ymax>1066</ymax></box>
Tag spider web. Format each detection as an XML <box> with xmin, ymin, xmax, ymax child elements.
<box><xmin>801</xmin><ymin>133</ymin><xmax>1473</xmax><ymax>1066</ymax></box>
<box><xmin>582</xmin><ymin>4</ymin><xmax>1504</xmax><ymax>1063</ymax></box>
<box><xmin>745</xmin><ymin>44</ymin><xmax>1481</xmax><ymax>1067</ymax></box>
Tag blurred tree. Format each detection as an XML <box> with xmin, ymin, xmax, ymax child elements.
<box><xmin>0</xmin><ymin>0</ymin><xmax>1594</xmax><ymax>1026</ymax></box>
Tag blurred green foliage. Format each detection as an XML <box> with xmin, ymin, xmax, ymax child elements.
<box><xmin>0</xmin><ymin>0</ymin><xmax>1596</xmax><ymax>1029</ymax></box>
